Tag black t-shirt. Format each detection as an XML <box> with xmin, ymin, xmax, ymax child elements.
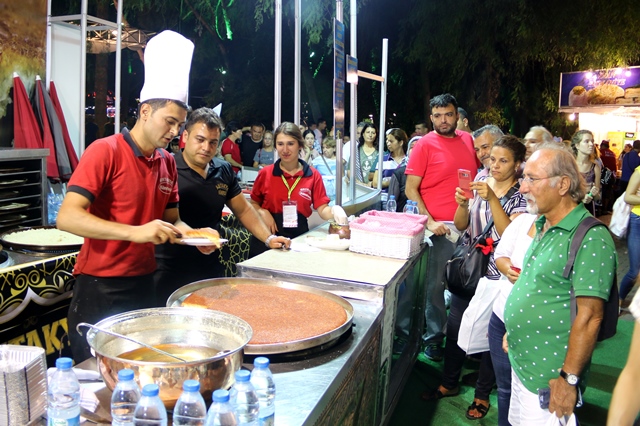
<box><xmin>155</xmin><ymin>153</ymin><xmax>242</xmax><ymax>261</ymax></box>
<box><xmin>239</xmin><ymin>134</ymin><xmax>263</xmax><ymax>167</ymax></box>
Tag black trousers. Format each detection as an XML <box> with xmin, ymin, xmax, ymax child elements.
<box><xmin>153</xmin><ymin>257</ymin><xmax>225</xmax><ymax>307</ymax></box>
<box><xmin>441</xmin><ymin>293</ymin><xmax>495</xmax><ymax>400</ymax></box>
<box><xmin>67</xmin><ymin>273</ymin><xmax>155</xmax><ymax>363</ymax></box>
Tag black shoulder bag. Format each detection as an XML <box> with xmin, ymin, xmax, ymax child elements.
<box><xmin>445</xmin><ymin>185</ymin><xmax>518</xmax><ymax>300</ymax></box>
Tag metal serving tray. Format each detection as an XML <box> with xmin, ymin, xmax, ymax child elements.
<box><xmin>0</xmin><ymin>226</ymin><xmax>82</xmax><ymax>253</ymax></box>
<box><xmin>166</xmin><ymin>277</ymin><xmax>354</xmax><ymax>355</ymax></box>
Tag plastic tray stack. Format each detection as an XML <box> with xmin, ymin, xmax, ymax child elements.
<box><xmin>0</xmin><ymin>345</ymin><xmax>47</xmax><ymax>425</ymax></box>
<box><xmin>348</xmin><ymin>211</ymin><xmax>428</xmax><ymax>259</ymax></box>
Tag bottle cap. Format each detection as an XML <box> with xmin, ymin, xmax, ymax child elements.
<box><xmin>235</xmin><ymin>370</ymin><xmax>251</xmax><ymax>382</ymax></box>
<box><xmin>254</xmin><ymin>357</ymin><xmax>270</xmax><ymax>368</ymax></box>
<box><xmin>182</xmin><ymin>380</ymin><xmax>200</xmax><ymax>392</ymax></box>
<box><xmin>389</xmin><ymin>195</ymin><xmax>395</xmax><ymax>200</ymax></box>
<box><xmin>55</xmin><ymin>357</ymin><xmax>73</xmax><ymax>370</ymax></box>
<box><xmin>212</xmin><ymin>389</ymin><xmax>230</xmax><ymax>403</ymax></box>
<box><xmin>141</xmin><ymin>384</ymin><xmax>160</xmax><ymax>397</ymax></box>
<box><xmin>117</xmin><ymin>369</ymin><xmax>135</xmax><ymax>381</ymax></box>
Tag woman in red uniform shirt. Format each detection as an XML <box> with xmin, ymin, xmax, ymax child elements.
<box><xmin>249</xmin><ymin>122</ymin><xmax>344</xmax><ymax>257</ymax></box>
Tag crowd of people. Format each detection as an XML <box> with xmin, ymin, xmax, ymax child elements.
<box><xmin>62</xmin><ymin>40</ymin><xmax>638</xmax><ymax>424</ymax></box>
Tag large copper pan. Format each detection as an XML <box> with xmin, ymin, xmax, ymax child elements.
<box><xmin>167</xmin><ymin>277</ymin><xmax>354</xmax><ymax>355</ymax></box>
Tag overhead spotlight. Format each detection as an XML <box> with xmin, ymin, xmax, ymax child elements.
<box><xmin>569</xmin><ymin>113</ymin><xmax>576</xmax><ymax>121</ymax></box>
<box><xmin>626</xmin><ymin>70</ymin><xmax>632</xmax><ymax>77</ymax></box>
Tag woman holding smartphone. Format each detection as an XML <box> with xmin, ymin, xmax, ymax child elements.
<box><xmin>421</xmin><ymin>136</ymin><xmax>527</xmax><ymax>421</ymax></box>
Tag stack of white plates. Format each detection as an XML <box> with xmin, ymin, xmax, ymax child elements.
<box><xmin>0</xmin><ymin>345</ymin><xmax>47</xmax><ymax>425</ymax></box>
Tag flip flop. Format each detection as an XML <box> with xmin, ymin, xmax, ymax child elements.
<box><xmin>420</xmin><ymin>386</ymin><xmax>460</xmax><ymax>401</ymax></box>
<box><xmin>465</xmin><ymin>400</ymin><xmax>490</xmax><ymax>420</ymax></box>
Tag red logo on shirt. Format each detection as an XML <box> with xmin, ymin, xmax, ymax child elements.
<box><xmin>299</xmin><ymin>188</ymin><xmax>312</xmax><ymax>201</ymax></box>
<box><xmin>158</xmin><ymin>177</ymin><xmax>173</xmax><ymax>194</ymax></box>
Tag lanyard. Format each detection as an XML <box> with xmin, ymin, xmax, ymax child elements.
<box><xmin>281</xmin><ymin>175</ymin><xmax>302</xmax><ymax>201</ymax></box>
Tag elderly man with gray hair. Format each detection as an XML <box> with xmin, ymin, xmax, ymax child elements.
<box><xmin>503</xmin><ymin>143</ymin><xmax>616</xmax><ymax>424</ymax></box>
<box><xmin>523</xmin><ymin>125</ymin><xmax>554</xmax><ymax>160</ymax></box>
<box><xmin>473</xmin><ymin>125</ymin><xmax>505</xmax><ymax>178</ymax></box>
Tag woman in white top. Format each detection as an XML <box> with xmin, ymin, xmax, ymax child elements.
<box><xmin>491</xmin><ymin>213</ymin><xmax>538</xmax><ymax>426</ymax></box>
<box><xmin>312</xmin><ymin>137</ymin><xmax>339</xmax><ymax>203</ymax></box>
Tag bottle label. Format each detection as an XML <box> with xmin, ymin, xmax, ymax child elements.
<box><xmin>259</xmin><ymin>414</ymin><xmax>275</xmax><ymax>426</ymax></box>
<box><xmin>48</xmin><ymin>416</ymin><xmax>80</xmax><ymax>426</ymax></box>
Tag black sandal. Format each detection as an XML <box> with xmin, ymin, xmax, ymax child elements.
<box><xmin>465</xmin><ymin>400</ymin><xmax>490</xmax><ymax>420</ymax></box>
<box><xmin>420</xmin><ymin>386</ymin><xmax>460</xmax><ymax>401</ymax></box>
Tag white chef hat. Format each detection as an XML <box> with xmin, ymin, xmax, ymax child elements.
<box><xmin>140</xmin><ymin>30</ymin><xmax>194</xmax><ymax>104</ymax></box>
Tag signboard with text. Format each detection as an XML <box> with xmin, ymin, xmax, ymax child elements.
<box><xmin>559</xmin><ymin>66</ymin><xmax>640</xmax><ymax>108</ymax></box>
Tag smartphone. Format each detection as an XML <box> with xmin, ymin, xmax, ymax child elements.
<box><xmin>458</xmin><ymin>169</ymin><xmax>473</xmax><ymax>199</ymax></box>
<box><xmin>538</xmin><ymin>387</ymin><xmax>550</xmax><ymax>409</ymax></box>
<box><xmin>538</xmin><ymin>386</ymin><xmax>583</xmax><ymax>410</ymax></box>
<box><xmin>510</xmin><ymin>266</ymin><xmax>522</xmax><ymax>273</ymax></box>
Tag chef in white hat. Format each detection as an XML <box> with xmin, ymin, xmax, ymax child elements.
<box><xmin>58</xmin><ymin>30</ymin><xmax>216</xmax><ymax>362</ymax></box>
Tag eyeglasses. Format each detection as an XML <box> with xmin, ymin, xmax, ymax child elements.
<box><xmin>522</xmin><ymin>175</ymin><xmax>558</xmax><ymax>185</ymax></box>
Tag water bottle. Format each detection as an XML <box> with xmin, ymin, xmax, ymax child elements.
<box><xmin>111</xmin><ymin>369</ymin><xmax>141</xmax><ymax>426</ymax></box>
<box><xmin>230</xmin><ymin>370</ymin><xmax>259</xmax><ymax>425</ymax></box>
<box><xmin>380</xmin><ymin>192</ymin><xmax>388</xmax><ymax>211</ymax></box>
<box><xmin>250</xmin><ymin>357</ymin><xmax>275</xmax><ymax>426</ymax></box>
<box><xmin>133</xmin><ymin>384</ymin><xmax>167</xmax><ymax>426</ymax></box>
<box><xmin>410</xmin><ymin>200</ymin><xmax>420</xmax><ymax>215</ymax></box>
<box><xmin>205</xmin><ymin>389</ymin><xmax>238</xmax><ymax>426</ymax></box>
<box><xmin>173</xmin><ymin>380</ymin><xmax>207</xmax><ymax>426</ymax></box>
<box><xmin>386</xmin><ymin>195</ymin><xmax>397</xmax><ymax>212</ymax></box>
<box><xmin>403</xmin><ymin>200</ymin><xmax>413</xmax><ymax>214</ymax></box>
<box><xmin>47</xmin><ymin>357</ymin><xmax>80</xmax><ymax>426</ymax></box>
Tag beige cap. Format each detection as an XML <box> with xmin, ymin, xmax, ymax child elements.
<box><xmin>140</xmin><ymin>30</ymin><xmax>194</xmax><ymax>104</ymax></box>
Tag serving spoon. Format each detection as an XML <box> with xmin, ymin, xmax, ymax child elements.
<box><xmin>76</xmin><ymin>322</ymin><xmax>188</xmax><ymax>363</ymax></box>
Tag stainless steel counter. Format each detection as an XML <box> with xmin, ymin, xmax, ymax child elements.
<box><xmin>238</xmin><ymin>222</ymin><xmax>429</xmax><ymax>425</ymax></box>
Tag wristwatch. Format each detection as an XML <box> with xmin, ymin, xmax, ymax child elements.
<box><xmin>559</xmin><ymin>369</ymin><xmax>580</xmax><ymax>386</ymax></box>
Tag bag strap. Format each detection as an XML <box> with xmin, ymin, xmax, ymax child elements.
<box><xmin>479</xmin><ymin>183</ymin><xmax>520</xmax><ymax>237</ymax></box>
<box><xmin>564</xmin><ymin>216</ymin><xmax>605</xmax><ymax>324</ymax></box>
<box><xmin>321</xmin><ymin>155</ymin><xmax>334</xmax><ymax>176</ymax></box>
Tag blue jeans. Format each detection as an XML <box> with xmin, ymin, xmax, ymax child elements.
<box><xmin>620</xmin><ymin>213</ymin><xmax>640</xmax><ymax>300</ymax></box>
<box><xmin>489</xmin><ymin>313</ymin><xmax>512</xmax><ymax>426</ymax></box>
<box><xmin>423</xmin><ymin>235</ymin><xmax>455</xmax><ymax>345</ymax></box>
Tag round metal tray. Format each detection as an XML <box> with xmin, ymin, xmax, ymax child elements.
<box><xmin>0</xmin><ymin>225</ymin><xmax>83</xmax><ymax>253</ymax></box>
<box><xmin>167</xmin><ymin>277</ymin><xmax>354</xmax><ymax>355</ymax></box>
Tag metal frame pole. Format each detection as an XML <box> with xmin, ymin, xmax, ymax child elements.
<box><xmin>334</xmin><ymin>0</ymin><xmax>343</xmax><ymax>204</ymax></box>
<box><xmin>274</xmin><ymin>0</ymin><xmax>282</xmax><ymax>128</ymax></box>
<box><xmin>348</xmin><ymin>0</ymin><xmax>357</xmax><ymax>203</ymax></box>
<box><xmin>114</xmin><ymin>0</ymin><xmax>123</xmax><ymax>133</ymax></box>
<box><xmin>376</xmin><ymin>39</ymin><xmax>388</xmax><ymax>189</ymax></box>
<box><xmin>294</xmin><ymin>0</ymin><xmax>301</xmax><ymax>125</ymax></box>
<box><xmin>80</xmin><ymin>0</ymin><xmax>88</xmax><ymax>155</ymax></box>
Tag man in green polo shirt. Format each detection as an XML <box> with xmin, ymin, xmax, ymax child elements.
<box><xmin>504</xmin><ymin>144</ymin><xmax>616</xmax><ymax>424</ymax></box>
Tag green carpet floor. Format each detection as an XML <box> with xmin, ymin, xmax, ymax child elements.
<box><xmin>388</xmin><ymin>318</ymin><xmax>634</xmax><ymax>425</ymax></box>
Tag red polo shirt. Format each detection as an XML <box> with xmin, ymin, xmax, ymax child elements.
<box><xmin>251</xmin><ymin>160</ymin><xmax>330</xmax><ymax>217</ymax></box>
<box><xmin>67</xmin><ymin>130</ymin><xmax>179</xmax><ymax>277</ymax></box>
<box><xmin>221</xmin><ymin>137</ymin><xmax>242</xmax><ymax>173</ymax></box>
<box><xmin>405</xmin><ymin>130</ymin><xmax>478</xmax><ymax>221</ymax></box>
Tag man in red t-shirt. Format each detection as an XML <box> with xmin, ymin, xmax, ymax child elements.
<box><xmin>405</xmin><ymin>93</ymin><xmax>480</xmax><ymax>362</ymax></box>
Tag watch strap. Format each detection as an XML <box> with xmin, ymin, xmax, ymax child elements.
<box><xmin>559</xmin><ymin>369</ymin><xmax>580</xmax><ymax>386</ymax></box>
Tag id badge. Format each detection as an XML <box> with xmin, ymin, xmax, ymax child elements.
<box><xmin>282</xmin><ymin>201</ymin><xmax>298</xmax><ymax>228</ymax></box>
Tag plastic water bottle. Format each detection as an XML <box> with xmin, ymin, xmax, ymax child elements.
<box><xmin>230</xmin><ymin>370</ymin><xmax>259</xmax><ymax>425</ymax></box>
<box><xmin>173</xmin><ymin>380</ymin><xmax>207</xmax><ymax>426</ymax></box>
<box><xmin>111</xmin><ymin>369</ymin><xmax>141</xmax><ymax>426</ymax></box>
<box><xmin>386</xmin><ymin>195</ymin><xmax>397</xmax><ymax>212</ymax></box>
<box><xmin>205</xmin><ymin>389</ymin><xmax>238</xmax><ymax>426</ymax></box>
<box><xmin>410</xmin><ymin>200</ymin><xmax>420</xmax><ymax>214</ymax></box>
<box><xmin>133</xmin><ymin>384</ymin><xmax>167</xmax><ymax>426</ymax></box>
<box><xmin>250</xmin><ymin>357</ymin><xmax>275</xmax><ymax>426</ymax></box>
<box><xmin>380</xmin><ymin>192</ymin><xmax>388</xmax><ymax>211</ymax></box>
<box><xmin>403</xmin><ymin>200</ymin><xmax>413</xmax><ymax>214</ymax></box>
<box><xmin>47</xmin><ymin>357</ymin><xmax>80</xmax><ymax>426</ymax></box>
